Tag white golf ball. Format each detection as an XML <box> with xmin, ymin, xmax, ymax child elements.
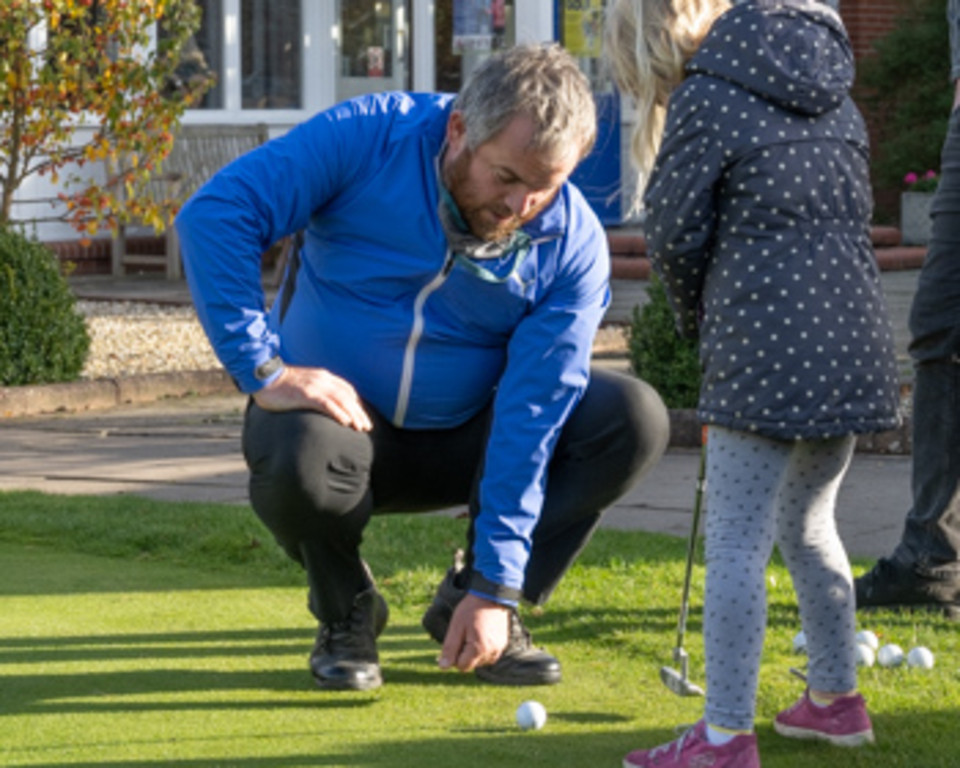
<box><xmin>877</xmin><ymin>643</ymin><xmax>904</xmax><ymax>668</ymax></box>
<box><xmin>516</xmin><ymin>700</ymin><xmax>547</xmax><ymax>731</ymax></box>
<box><xmin>855</xmin><ymin>629</ymin><xmax>879</xmax><ymax>651</ymax></box>
<box><xmin>855</xmin><ymin>642</ymin><xmax>876</xmax><ymax>668</ymax></box>
<box><xmin>792</xmin><ymin>630</ymin><xmax>807</xmax><ymax>654</ymax></box>
<box><xmin>907</xmin><ymin>646</ymin><xmax>935</xmax><ymax>670</ymax></box>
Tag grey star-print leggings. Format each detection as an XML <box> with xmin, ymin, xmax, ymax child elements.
<box><xmin>702</xmin><ymin>426</ymin><xmax>858</xmax><ymax>732</ymax></box>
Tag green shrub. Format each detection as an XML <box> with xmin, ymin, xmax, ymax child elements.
<box><xmin>856</xmin><ymin>0</ymin><xmax>951</xmax><ymax>210</ymax></box>
<box><xmin>627</xmin><ymin>274</ymin><xmax>701</xmax><ymax>409</ymax></box>
<box><xmin>0</xmin><ymin>228</ymin><xmax>89</xmax><ymax>386</ymax></box>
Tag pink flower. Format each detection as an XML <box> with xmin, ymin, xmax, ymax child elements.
<box><xmin>924</xmin><ymin>169</ymin><xmax>938</xmax><ymax>180</ymax></box>
<box><xmin>904</xmin><ymin>172</ymin><xmax>919</xmax><ymax>185</ymax></box>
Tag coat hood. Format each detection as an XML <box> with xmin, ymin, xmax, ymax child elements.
<box><xmin>687</xmin><ymin>0</ymin><xmax>854</xmax><ymax>116</ymax></box>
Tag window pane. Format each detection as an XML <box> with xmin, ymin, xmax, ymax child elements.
<box><xmin>435</xmin><ymin>0</ymin><xmax>514</xmax><ymax>93</ymax></box>
<box><xmin>159</xmin><ymin>0</ymin><xmax>222</xmax><ymax>109</ymax></box>
<box><xmin>335</xmin><ymin>0</ymin><xmax>410</xmax><ymax>102</ymax></box>
<box><xmin>185</xmin><ymin>0</ymin><xmax>223</xmax><ymax>109</ymax></box>
<box><xmin>242</xmin><ymin>0</ymin><xmax>302</xmax><ymax>109</ymax></box>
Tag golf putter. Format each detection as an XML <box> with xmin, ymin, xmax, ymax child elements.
<box><xmin>660</xmin><ymin>430</ymin><xmax>707</xmax><ymax>697</ymax></box>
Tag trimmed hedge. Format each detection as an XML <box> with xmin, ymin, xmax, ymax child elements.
<box><xmin>0</xmin><ymin>228</ymin><xmax>90</xmax><ymax>386</ymax></box>
<box><xmin>627</xmin><ymin>274</ymin><xmax>701</xmax><ymax>409</ymax></box>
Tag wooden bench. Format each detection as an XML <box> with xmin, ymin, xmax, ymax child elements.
<box><xmin>110</xmin><ymin>123</ymin><xmax>269</xmax><ymax>279</ymax></box>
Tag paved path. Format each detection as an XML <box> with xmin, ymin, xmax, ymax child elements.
<box><xmin>0</xmin><ymin>391</ymin><xmax>911</xmax><ymax>561</ymax></box>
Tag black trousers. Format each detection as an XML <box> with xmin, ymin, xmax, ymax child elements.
<box><xmin>893</xmin><ymin>106</ymin><xmax>960</xmax><ymax>572</ymax></box>
<box><xmin>242</xmin><ymin>368</ymin><xmax>670</xmax><ymax>624</ymax></box>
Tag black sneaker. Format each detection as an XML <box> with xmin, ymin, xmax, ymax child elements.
<box><xmin>422</xmin><ymin>564</ymin><xmax>562</xmax><ymax>686</ymax></box>
<box><xmin>310</xmin><ymin>587</ymin><xmax>389</xmax><ymax>690</ymax></box>
<box><xmin>855</xmin><ymin>557</ymin><xmax>960</xmax><ymax>620</ymax></box>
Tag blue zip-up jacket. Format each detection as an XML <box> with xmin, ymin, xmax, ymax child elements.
<box><xmin>176</xmin><ymin>92</ymin><xmax>610</xmax><ymax>599</ymax></box>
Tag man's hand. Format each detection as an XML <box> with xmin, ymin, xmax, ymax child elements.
<box><xmin>252</xmin><ymin>364</ymin><xmax>373</xmax><ymax>431</ymax></box>
<box><xmin>438</xmin><ymin>593</ymin><xmax>511</xmax><ymax>673</ymax></box>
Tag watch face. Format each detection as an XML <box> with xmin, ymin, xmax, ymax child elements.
<box><xmin>255</xmin><ymin>356</ymin><xmax>283</xmax><ymax>381</ymax></box>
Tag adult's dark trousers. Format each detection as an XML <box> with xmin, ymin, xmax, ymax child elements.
<box><xmin>242</xmin><ymin>368</ymin><xmax>669</xmax><ymax>624</ymax></box>
<box><xmin>894</xmin><ymin>105</ymin><xmax>960</xmax><ymax>573</ymax></box>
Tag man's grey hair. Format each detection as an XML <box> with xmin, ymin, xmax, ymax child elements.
<box><xmin>453</xmin><ymin>43</ymin><xmax>597</xmax><ymax>161</ymax></box>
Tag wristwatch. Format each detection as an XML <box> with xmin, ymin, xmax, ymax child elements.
<box><xmin>254</xmin><ymin>355</ymin><xmax>285</xmax><ymax>382</ymax></box>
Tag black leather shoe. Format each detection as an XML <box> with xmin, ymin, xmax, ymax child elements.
<box><xmin>422</xmin><ymin>564</ymin><xmax>562</xmax><ymax>686</ymax></box>
<box><xmin>855</xmin><ymin>557</ymin><xmax>960</xmax><ymax>620</ymax></box>
<box><xmin>311</xmin><ymin>587</ymin><xmax>389</xmax><ymax>690</ymax></box>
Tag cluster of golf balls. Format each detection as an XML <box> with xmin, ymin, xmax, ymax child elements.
<box><xmin>792</xmin><ymin>628</ymin><xmax>935</xmax><ymax>670</ymax></box>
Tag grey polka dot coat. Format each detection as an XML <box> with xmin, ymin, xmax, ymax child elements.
<box><xmin>642</xmin><ymin>0</ymin><xmax>902</xmax><ymax>441</ymax></box>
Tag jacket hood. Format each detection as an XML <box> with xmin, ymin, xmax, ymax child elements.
<box><xmin>687</xmin><ymin>0</ymin><xmax>854</xmax><ymax>116</ymax></box>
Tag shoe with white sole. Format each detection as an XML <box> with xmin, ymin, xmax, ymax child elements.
<box><xmin>622</xmin><ymin>720</ymin><xmax>760</xmax><ymax>768</ymax></box>
<box><xmin>774</xmin><ymin>690</ymin><xmax>875</xmax><ymax>747</ymax></box>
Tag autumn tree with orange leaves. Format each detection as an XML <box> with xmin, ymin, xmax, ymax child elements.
<box><xmin>0</xmin><ymin>0</ymin><xmax>212</xmax><ymax>237</ymax></box>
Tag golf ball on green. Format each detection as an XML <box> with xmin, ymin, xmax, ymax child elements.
<box><xmin>907</xmin><ymin>646</ymin><xmax>935</xmax><ymax>669</ymax></box>
<box><xmin>855</xmin><ymin>629</ymin><xmax>879</xmax><ymax>651</ymax></box>
<box><xmin>516</xmin><ymin>700</ymin><xmax>547</xmax><ymax>731</ymax></box>
<box><xmin>855</xmin><ymin>642</ymin><xmax>876</xmax><ymax>667</ymax></box>
<box><xmin>878</xmin><ymin>643</ymin><xmax>904</xmax><ymax>668</ymax></box>
<box><xmin>792</xmin><ymin>630</ymin><xmax>807</xmax><ymax>654</ymax></box>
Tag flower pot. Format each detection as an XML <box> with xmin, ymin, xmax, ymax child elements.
<box><xmin>900</xmin><ymin>191</ymin><xmax>934</xmax><ymax>246</ymax></box>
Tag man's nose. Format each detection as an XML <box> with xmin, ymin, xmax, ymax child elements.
<box><xmin>505</xmin><ymin>187</ymin><xmax>537</xmax><ymax>217</ymax></box>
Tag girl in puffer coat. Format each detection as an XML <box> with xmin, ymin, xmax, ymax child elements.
<box><xmin>605</xmin><ymin>1</ymin><xmax>901</xmax><ymax>766</ymax></box>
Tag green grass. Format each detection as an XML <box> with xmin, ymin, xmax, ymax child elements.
<box><xmin>0</xmin><ymin>490</ymin><xmax>958</xmax><ymax>767</ymax></box>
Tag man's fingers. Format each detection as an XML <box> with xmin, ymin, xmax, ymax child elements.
<box><xmin>438</xmin><ymin>596</ymin><xmax>509</xmax><ymax>673</ymax></box>
<box><xmin>260</xmin><ymin>366</ymin><xmax>371</xmax><ymax>431</ymax></box>
<box><xmin>438</xmin><ymin>622</ymin><xmax>466</xmax><ymax>670</ymax></box>
<box><xmin>441</xmin><ymin>639</ymin><xmax>488</xmax><ymax>673</ymax></box>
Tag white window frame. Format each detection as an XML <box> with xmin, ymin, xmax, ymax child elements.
<box><xmin>182</xmin><ymin>0</ymin><xmax>335</xmax><ymax>131</ymax></box>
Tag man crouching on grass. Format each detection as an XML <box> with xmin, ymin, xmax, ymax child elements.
<box><xmin>175</xmin><ymin>43</ymin><xmax>669</xmax><ymax>691</ymax></box>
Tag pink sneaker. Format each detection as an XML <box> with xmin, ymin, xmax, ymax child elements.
<box><xmin>774</xmin><ymin>690</ymin><xmax>875</xmax><ymax>747</ymax></box>
<box><xmin>622</xmin><ymin>720</ymin><xmax>760</xmax><ymax>768</ymax></box>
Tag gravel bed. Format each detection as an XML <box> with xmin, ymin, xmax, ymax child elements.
<box><xmin>76</xmin><ymin>300</ymin><xmax>631</xmax><ymax>381</ymax></box>
<box><xmin>77</xmin><ymin>301</ymin><xmax>221</xmax><ymax>380</ymax></box>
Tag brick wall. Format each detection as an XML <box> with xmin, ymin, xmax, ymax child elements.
<box><xmin>840</xmin><ymin>0</ymin><xmax>916</xmax><ymax>222</ymax></box>
<box><xmin>841</xmin><ymin>0</ymin><xmax>903</xmax><ymax>61</ymax></box>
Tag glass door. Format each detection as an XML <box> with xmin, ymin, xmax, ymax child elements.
<box><xmin>335</xmin><ymin>0</ymin><xmax>411</xmax><ymax>101</ymax></box>
<box><xmin>435</xmin><ymin>1</ymin><xmax>515</xmax><ymax>93</ymax></box>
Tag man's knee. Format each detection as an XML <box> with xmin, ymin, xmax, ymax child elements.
<box><xmin>243</xmin><ymin>405</ymin><xmax>373</xmax><ymax>519</ymax></box>
<box><xmin>614</xmin><ymin>373</ymin><xmax>672</xmax><ymax>468</ymax></box>
<box><xmin>560</xmin><ymin>368</ymin><xmax>670</xmax><ymax>483</ymax></box>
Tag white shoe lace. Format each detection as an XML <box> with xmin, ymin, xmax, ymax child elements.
<box><xmin>649</xmin><ymin>723</ymin><xmax>699</xmax><ymax>759</ymax></box>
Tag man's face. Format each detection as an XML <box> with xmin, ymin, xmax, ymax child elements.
<box><xmin>442</xmin><ymin>111</ymin><xmax>581</xmax><ymax>242</ymax></box>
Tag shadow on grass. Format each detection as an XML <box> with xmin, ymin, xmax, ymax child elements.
<box><xmin>0</xmin><ymin>730</ymin><xmax>643</xmax><ymax>768</ymax></box>
<box><xmin>9</xmin><ymin>708</ymin><xmax>960</xmax><ymax>768</ymax></box>
<box><xmin>0</xmin><ymin>621</ymin><xmax>505</xmax><ymax>721</ymax></box>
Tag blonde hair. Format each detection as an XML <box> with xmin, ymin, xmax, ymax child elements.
<box><xmin>605</xmin><ymin>0</ymin><xmax>729</xmax><ymax>187</ymax></box>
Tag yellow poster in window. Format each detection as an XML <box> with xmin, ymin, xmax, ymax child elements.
<box><xmin>563</xmin><ymin>0</ymin><xmax>604</xmax><ymax>58</ymax></box>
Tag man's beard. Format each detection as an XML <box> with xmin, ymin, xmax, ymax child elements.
<box><xmin>444</xmin><ymin>148</ymin><xmax>535</xmax><ymax>242</ymax></box>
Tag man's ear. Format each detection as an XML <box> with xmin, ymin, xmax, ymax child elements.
<box><xmin>446</xmin><ymin>110</ymin><xmax>468</xmax><ymax>154</ymax></box>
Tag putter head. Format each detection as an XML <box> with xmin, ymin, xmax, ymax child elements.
<box><xmin>660</xmin><ymin>665</ymin><xmax>705</xmax><ymax>697</ymax></box>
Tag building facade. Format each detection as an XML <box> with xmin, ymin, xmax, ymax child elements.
<box><xmin>14</xmin><ymin>0</ymin><xmax>904</xmax><ymax>250</ymax></box>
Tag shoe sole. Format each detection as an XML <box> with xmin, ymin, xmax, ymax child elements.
<box><xmin>774</xmin><ymin>721</ymin><xmax>875</xmax><ymax>747</ymax></box>
<box><xmin>312</xmin><ymin>672</ymin><xmax>383</xmax><ymax>692</ymax></box>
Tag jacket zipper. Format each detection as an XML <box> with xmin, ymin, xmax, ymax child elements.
<box><xmin>392</xmin><ymin>249</ymin><xmax>455</xmax><ymax>426</ymax></box>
